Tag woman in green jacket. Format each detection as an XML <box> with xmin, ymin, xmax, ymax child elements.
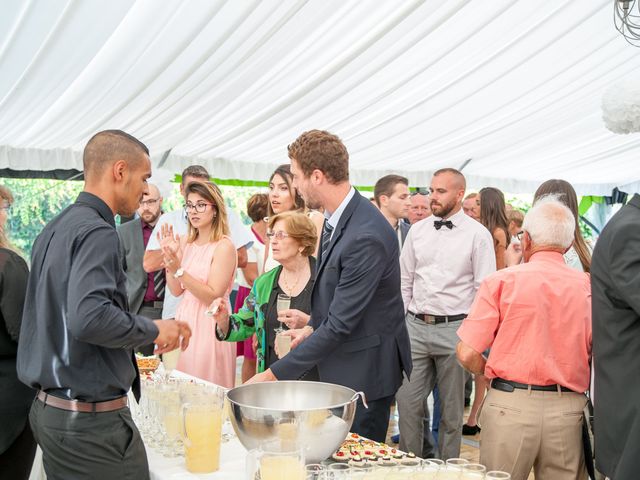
<box><xmin>211</xmin><ymin>211</ymin><xmax>318</xmax><ymax>375</ymax></box>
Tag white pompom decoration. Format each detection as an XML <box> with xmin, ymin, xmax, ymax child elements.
<box><xmin>602</xmin><ymin>80</ymin><xmax>640</xmax><ymax>134</ymax></box>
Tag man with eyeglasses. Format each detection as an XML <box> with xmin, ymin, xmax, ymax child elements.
<box><xmin>143</xmin><ymin>165</ymin><xmax>253</xmax><ymax>321</ymax></box>
<box><xmin>117</xmin><ymin>183</ymin><xmax>164</xmax><ymax>355</ymax></box>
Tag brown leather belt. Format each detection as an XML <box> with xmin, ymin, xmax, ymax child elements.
<box><xmin>37</xmin><ymin>391</ymin><xmax>128</xmax><ymax>413</ymax></box>
<box><xmin>408</xmin><ymin>311</ymin><xmax>466</xmax><ymax>324</ymax></box>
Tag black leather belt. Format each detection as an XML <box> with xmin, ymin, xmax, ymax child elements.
<box><xmin>142</xmin><ymin>300</ymin><xmax>163</xmax><ymax>309</ymax></box>
<box><xmin>492</xmin><ymin>377</ymin><xmax>573</xmax><ymax>393</ymax></box>
<box><xmin>408</xmin><ymin>311</ymin><xmax>466</xmax><ymax>324</ymax></box>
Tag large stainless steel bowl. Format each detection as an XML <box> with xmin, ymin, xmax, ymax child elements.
<box><xmin>226</xmin><ymin>381</ymin><xmax>364</xmax><ymax>463</ymax></box>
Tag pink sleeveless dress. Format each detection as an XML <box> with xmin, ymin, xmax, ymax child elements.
<box><xmin>175</xmin><ymin>237</ymin><xmax>237</xmax><ymax>388</ymax></box>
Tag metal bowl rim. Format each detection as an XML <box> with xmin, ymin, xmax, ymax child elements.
<box><xmin>225</xmin><ymin>380</ymin><xmax>357</xmax><ymax>412</ymax></box>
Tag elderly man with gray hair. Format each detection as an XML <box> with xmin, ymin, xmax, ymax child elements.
<box><xmin>456</xmin><ymin>195</ymin><xmax>592</xmax><ymax>480</ymax></box>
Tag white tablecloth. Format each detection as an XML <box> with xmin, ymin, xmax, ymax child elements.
<box><xmin>147</xmin><ymin>369</ymin><xmax>250</xmax><ymax>480</ymax></box>
<box><xmin>147</xmin><ymin>438</ymin><xmax>248</xmax><ymax>480</ymax></box>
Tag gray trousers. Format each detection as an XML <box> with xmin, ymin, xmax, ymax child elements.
<box><xmin>29</xmin><ymin>398</ymin><xmax>149</xmax><ymax>480</ymax></box>
<box><xmin>397</xmin><ymin>314</ymin><xmax>465</xmax><ymax>460</ymax></box>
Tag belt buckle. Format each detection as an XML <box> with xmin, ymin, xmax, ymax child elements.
<box><xmin>424</xmin><ymin>315</ymin><xmax>436</xmax><ymax>325</ymax></box>
<box><xmin>153</xmin><ymin>301</ymin><xmax>163</xmax><ymax>309</ymax></box>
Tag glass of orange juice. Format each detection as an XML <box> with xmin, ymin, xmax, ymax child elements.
<box><xmin>182</xmin><ymin>387</ymin><xmax>224</xmax><ymax>473</ymax></box>
<box><xmin>246</xmin><ymin>447</ymin><xmax>305</xmax><ymax>480</ymax></box>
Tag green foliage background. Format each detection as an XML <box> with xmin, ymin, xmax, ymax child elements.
<box><xmin>3</xmin><ymin>178</ymin><xmax>266</xmax><ymax>259</ymax></box>
<box><xmin>3</xmin><ymin>179</ymin><xmax>593</xmax><ymax>259</ymax></box>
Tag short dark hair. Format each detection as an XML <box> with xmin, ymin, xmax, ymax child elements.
<box><xmin>287</xmin><ymin>130</ymin><xmax>349</xmax><ymax>184</ymax></box>
<box><xmin>247</xmin><ymin>193</ymin><xmax>269</xmax><ymax>223</ymax></box>
<box><xmin>83</xmin><ymin>130</ymin><xmax>149</xmax><ymax>180</ymax></box>
<box><xmin>181</xmin><ymin>165</ymin><xmax>210</xmax><ymax>184</ymax></box>
<box><xmin>374</xmin><ymin>175</ymin><xmax>408</xmax><ymax>207</ymax></box>
<box><xmin>433</xmin><ymin>168</ymin><xmax>466</xmax><ymax>190</ymax></box>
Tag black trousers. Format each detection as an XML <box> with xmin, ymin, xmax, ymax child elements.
<box><xmin>0</xmin><ymin>420</ymin><xmax>37</xmax><ymax>480</ymax></box>
<box><xmin>136</xmin><ymin>305</ymin><xmax>163</xmax><ymax>356</ymax></box>
<box><xmin>29</xmin><ymin>399</ymin><xmax>149</xmax><ymax>480</ymax></box>
<box><xmin>350</xmin><ymin>394</ymin><xmax>395</xmax><ymax>442</ymax></box>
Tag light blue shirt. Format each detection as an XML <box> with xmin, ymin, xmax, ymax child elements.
<box><xmin>324</xmin><ymin>186</ymin><xmax>356</xmax><ymax>240</ymax></box>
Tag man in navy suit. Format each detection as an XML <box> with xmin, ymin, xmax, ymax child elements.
<box><xmin>248</xmin><ymin>130</ymin><xmax>412</xmax><ymax>442</ymax></box>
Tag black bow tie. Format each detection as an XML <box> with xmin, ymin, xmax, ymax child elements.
<box><xmin>434</xmin><ymin>219</ymin><xmax>453</xmax><ymax>230</ymax></box>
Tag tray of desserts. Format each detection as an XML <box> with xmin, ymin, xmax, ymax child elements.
<box><xmin>136</xmin><ymin>354</ymin><xmax>160</xmax><ymax>374</ymax></box>
<box><xmin>330</xmin><ymin>433</ymin><xmax>419</xmax><ymax>468</ymax></box>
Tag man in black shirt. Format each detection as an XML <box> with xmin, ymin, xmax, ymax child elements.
<box><xmin>17</xmin><ymin>130</ymin><xmax>191</xmax><ymax>480</ymax></box>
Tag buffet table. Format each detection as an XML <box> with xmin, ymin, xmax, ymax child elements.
<box><xmin>146</xmin><ymin>369</ymin><xmax>249</xmax><ymax>479</ymax></box>
<box><xmin>147</xmin><ymin>437</ymin><xmax>246</xmax><ymax>480</ymax></box>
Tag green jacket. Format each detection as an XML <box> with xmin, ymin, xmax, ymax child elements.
<box><xmin>217</xmin><ymin>258</ymin><xmax>316</xmax><ymax>374</ymax></box>
<box><xmin>217</xmin><ymin>266</ymin><xmax>280</xmax><ymax>373</ymax></box>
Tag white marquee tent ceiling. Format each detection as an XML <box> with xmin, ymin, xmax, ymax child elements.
<box><xmin>1</xmin><ymin>0</ymin><xmax>639</xmax><ymax>194</ymax></box>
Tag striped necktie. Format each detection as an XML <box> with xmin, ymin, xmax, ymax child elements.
<box><xmin>153</xmin><ymin>269</ymin><xmax>165</xmax><ymax>300</ymax></box>
<box><xmin>321</xmin><ymin>220</ymin><xmax>334</xmax><ymax>261</ymax></box>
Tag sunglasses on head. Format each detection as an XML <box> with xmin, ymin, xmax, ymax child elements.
<box><xmin>410</xmin><ymin>188</ymin><xmax>429</xmax><ymax>196</ymax></box>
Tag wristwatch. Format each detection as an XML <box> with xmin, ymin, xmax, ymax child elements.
<box><xmin>173</xmin><ymin>268</ymin><xmax>185</xmax><ymax>279</ymax></box>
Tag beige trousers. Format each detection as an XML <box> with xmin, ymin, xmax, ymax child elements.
<box><xmin>479</xmin><ymin>387</ymin><xmax>588</xmax><ymax>480</ymax></box>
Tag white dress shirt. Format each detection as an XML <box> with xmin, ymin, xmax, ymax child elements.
<box><xmin>400</xmin><ymin>208</ymin><xmax>496</xmax><ymax>316</ymax></box>
<box><xmin>146</xmin><ymin>207</ymin><xmax>254</xmax><ymax>319</ymax></box>
<box><xmin>324</xmin><ymin>186</ymin><xmax>356</xmax><ymax>240</ymax></box>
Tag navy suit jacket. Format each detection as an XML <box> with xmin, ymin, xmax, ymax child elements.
<box><xmin>270</xmin><ymin>190</ymin><xmax>412</xmax><ymax>401</ymax></box>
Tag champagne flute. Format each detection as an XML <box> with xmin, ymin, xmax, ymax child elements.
<box><xmin>275</xmin><ymin>293</ymin><xmax>291</xmax><ymax>334</ymax></box>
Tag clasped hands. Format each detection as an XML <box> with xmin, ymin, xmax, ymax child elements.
<box><xmin>158</xmin><ymin>224</ymin><xmax>181</xmax><ymax>275</ymax></box>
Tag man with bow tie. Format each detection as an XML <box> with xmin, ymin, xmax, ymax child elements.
<box><xmin>396</xmin><ymin>168</ymin><xmax>495</xmax><ymax>459</ymax></box>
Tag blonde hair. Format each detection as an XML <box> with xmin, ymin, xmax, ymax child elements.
<box><xmin>184</xmin><ymin>182</ymin><xmax>229</xmax><ymax>243</ymax></box>
<box><xmin>268</xmin><ymin>211</ymin><xmax>318</xmax><ymax>257</ymax></box>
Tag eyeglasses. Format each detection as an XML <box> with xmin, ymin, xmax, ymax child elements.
<box><xmin>139</xmin><ymin>198</ymin><xmax>160</xmax><ymax>207</ymax></box>
<box><xmin>184</xmin><ymin>202</ymin><xmax>214</xmax><ymax>213</ymax></box>
<box><xmin>266</xmin><ymin>231</ymin><xmax>290</xmax><ymax>240</ymax></box>
<box><xmin>516</xmin><ymin>231</ymin><xmax>524</xmax><ymax>241</ymax></box>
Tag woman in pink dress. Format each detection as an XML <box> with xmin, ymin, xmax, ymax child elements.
<box><xmin>160</xmin><ymin>181</ymin><xmax>237</xmax><ymax>388</ymax></box>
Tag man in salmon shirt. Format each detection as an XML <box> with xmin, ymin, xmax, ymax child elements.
<box><xmin>456</xmin><ymin>195</ymin><xmax>592</xmax><ymax>480</ymax></box>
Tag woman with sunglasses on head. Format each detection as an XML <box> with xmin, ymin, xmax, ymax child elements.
<box><xmin>506</xmin><ymin>179</ymin><xmax>592</xmax><ymax>271</ymax></box>
<box><xmin>263</xmin><ymin>164</ymin><xmax>323</xmax><ymax>272</ymax></box>
<box><xmin>534</xmin><ymin>179</ymin><xmax>592</xmax><ymax>272</ymax></box>
<box><xmin>160</xmin><ymin>182</ymin><xmax>237</xmax><ymax>388</ymax></box>
<box><xmin>0</xmin><ymin>185</ymin><xmax>36</xmax><ymax>479</ymax></box>
<box><xmin>210</xmin><ymin>211</ymin><xmax>318</xmax><ymax>378</ymax></box>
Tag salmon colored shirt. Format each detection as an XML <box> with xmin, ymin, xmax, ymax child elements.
<box><xmin>457</xmin><ymin>251</ymin><xmax>592</xmax><ymax>393</ymax></box>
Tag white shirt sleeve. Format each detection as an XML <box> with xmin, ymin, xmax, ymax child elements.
<box><xmin>227</xmin><ymin>208</ymin><xmax>254</xmax><ymax>250</ymax></box>
<box><xmin>400</xmin><ymin>227</ymin><xmax>416</xmax><ymax>313</ymax></box>
<box><xmin>471</xmin><ymin>229</ymin><xmax>497</xmax><ymax>291</ymax></box>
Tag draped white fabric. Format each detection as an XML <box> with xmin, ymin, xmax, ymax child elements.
<box><xmin>1</xmin><ymin>0</ymin><xmax>639</xmax><ymax>194</ymax></box>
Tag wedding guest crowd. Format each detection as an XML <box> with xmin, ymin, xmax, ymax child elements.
<box><xmin>5</xmin><ymin>125</ymin><xmax>629</xmax><ymax>480</ymax></box>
